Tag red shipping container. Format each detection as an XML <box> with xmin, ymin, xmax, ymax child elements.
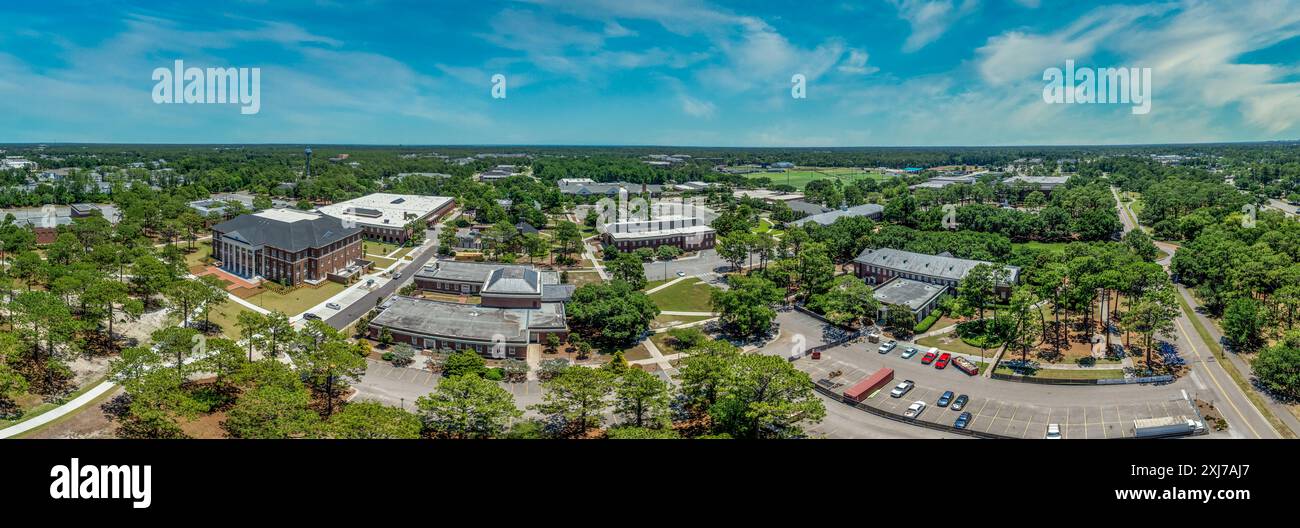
<box><xmin>842</xmin><ymin>367</ymin><xmax>894</xmax><ymax>402</ymax></box>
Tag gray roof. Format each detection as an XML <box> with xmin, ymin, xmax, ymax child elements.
<box><xmin>872</xmin><ymin>278</ymin><xmax>946</xmax><ymax>311</ymax></box>
<box><xmin>212</xmin><ymin>211</ymin><xmax>361</xmax><ymax>252</ymax></box>
<box><xmin>371</xmin><ymin>296</ymin><xmax>566</xmax><ymax>343</ymax></box>
<box><xmin>854</xmin><ymin>247</ymin><xmax>1020</xmax><ymax>284</ymax></box>
<box><xmin>484</xmin><ymin>267</ymin><xmax>541</xmax><ymax>296</ymax></box>
<box><xmin>1004</xmin><ymin>175</ymin><xmax>1071</xmax><ymax>190</ymax></box>
<box><xmin>558</xmin><ymin>181</ymin><xmax>665</xmax><ymax>195</ymax></box>
<box><xmin>541</xmin><ymin>283</ymin><xmax>576</xmax><ymax>303</ymax></box>
<box><xmin>792</xmin><ymin>203</ymin><xmax>883</xmax><ymax>226</ymax></box>
<box><xmin>785</xmin><ymin>199</ymin><xmax>830</xmax><ymax>216</ymax></box>
<box><xmin>416</xmin><ymin>260</ymin><xmax>562</xmax><ymax>289</ymax></box>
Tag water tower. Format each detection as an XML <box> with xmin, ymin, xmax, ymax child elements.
<box><xmin>304</xmin><ymin>147</ymin><xmax>313</xmax><ymax>179</ymax></box>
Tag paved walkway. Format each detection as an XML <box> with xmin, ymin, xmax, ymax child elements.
<box><xmin>637</xmin><ymin>337</ymin><xmax>679</xmax><ymax>379</ymax></box>
<box><xmin>645</xmin><ymin>276</ymin><xmax>688</xmax><ymax>294</ymax></box>
<box><xmin>0</xmin><ymin>380</ymin><xmax>116</xmax><ymax>439</ymax></box>
<box><xmin>659</xmin><ymin>310</ymin><xmax>715</xmax><ymax>316</ymax></box>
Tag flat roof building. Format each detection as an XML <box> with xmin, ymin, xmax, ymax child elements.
<box><xmin>317</xmin><ymin>192</ymin><xmax>455</xmax><ymax>243</ymax></box>
<box><xmin>854</xmin><ymin>247</ymin><xmax>1020</xmax><ymax>298</ymax></box>
<box><xmin>872</xmin><ymin>277</ymin><xmax>947</xmax><ymax>323</ymax></box>
<box><xmin>791</xmin><ymin>203</ymin><xmax>883</xmax><ymax>227</ymax></box>
<box><xmin>1003</xmin><ymin>175</ymin><xmax>1071</xmax><ymax>192</ymax></box>
<box><xmin>375</xmin><ymin>261</ymin><xmax>575</xmax><ymax>358</ymax></box>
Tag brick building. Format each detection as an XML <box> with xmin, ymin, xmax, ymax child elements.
<box><xmin>211</xmin><ymin>209</ymin><xmax>364</xmax><ymax>285</ymax></box>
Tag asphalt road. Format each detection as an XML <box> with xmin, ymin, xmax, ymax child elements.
<box><xmin>324</xmin><ymin>227</ymin><xmax>441</xmax><ymax>331</ymax></box>
<box><xmin>1265</xmin><ymin>198</ymin><xmax>1298</xmax><ymax>217</ymax></box>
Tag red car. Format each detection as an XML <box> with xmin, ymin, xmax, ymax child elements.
<box><xmin>921</xmin><ymin>351</ymin><xmax>938</xmax><ymax>365</ymax></box>
<box><xmin>934</xmin><ymin>353</ymin><xmax>952</xmax><ymax>369</ymax></box>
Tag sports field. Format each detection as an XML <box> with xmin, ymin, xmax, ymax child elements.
<box><xmin>746</xmin><ymin>167</ymin><xmax>892</xmax><ymax>190</ymax></box>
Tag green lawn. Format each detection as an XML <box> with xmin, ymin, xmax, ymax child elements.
<box><xmin>647</xmin><ymin>279</ymin><xmax>716</xmax><ymax>313</ymax></box>
<box><xmin>565</xmin><ymin>270</ymin><xmax>604</xmax><ymax>288</ymax></box>
<box><xmin>245</xmin><ymin>282</ymin><xmax>346</xmax><ymax>316</ymax></box>
<box><xmin>184</xmin><ymin>241</ymin><xmax>213</xmax><ymax>269</ymax></box>
<box><xmin>363</xmin><ymin>240</ymin><xmax>402</xmax><ymax>257</ymax></box>
<box><xmin>915</xmin><ymin>334</ymin><xmax>998</xmax><ymax>359</ymax></box>
<box><xmin>1015</xmin><ymin>241</ymin><xmax>1070</xmax><ymax>254</ymax></box>
<box><xmin>994</xmin><ymin>365</ymin><xmax>1124</xmax><ymax>380</ymax></box>
<box><xmin>747</xmin><ymin>167</ymin><xmax>891</xmax><ymax>191</ymax></box>
<box><xmin>368</xmin><ymin>256</ymin><xmax>398</xmax><ymax>269</ymax></box>
<box><xmin>652</xmin><ymin>314</ymin><xmax>713</xmax><ymax>328</ymax></box>
<box><xmin>205</xmin><ymin>299</ymin><xmax>258</xmax><ymax>339</ymax></box>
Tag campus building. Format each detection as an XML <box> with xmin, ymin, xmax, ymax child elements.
<box><xmin>600</xmin><ymin>214</ymin><xmax>716</xmax><ymax>252</ymax></box>
<box><xmin>317</xmin><ymin>193</ymin><xmax>455</xmax><ymax>244</ymax></box>
<box><xmin>1003</xmin><ymin>175</ymin><xmax>1071</xmax><ymax>193</ymax></box>
<box><xmin>210</xmin><ymin>209</ymin><xmax>364</xmax><ymax>285</ymax></box>
<box><xmin>853</xmin><ymin>247</ymin><xmax>1020</xmax><ymax>298</ymax></box>
<box><xmin>791</xmin><ymin>203</ymin><xmax>883</xmax><ymax>227</ymax></box>
<box><xmin>872</xmin><ymin>277</ymin><xmax>947</xmax><ymax>323</ymax></box>
<box><xmin>369</xmin><ymin>261</ymin><xmax>575</xmax><ymax>358</ymax></box>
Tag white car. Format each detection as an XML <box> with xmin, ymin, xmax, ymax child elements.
<box><xmin>676</xmin><ymin>271</ymin><xmax>686</xmax><ymax>277</ymax></box>
<box><xmin>877</xmin><ymin>340</ymin><xmax>898</xmax><ymax>353</ymax></box>
<box><xmin>326</xmin><ymin>302</ymin><xmax>342</xmax><ymax>310</ymax></box>
<box><xmin>904</xmin><ymin>401</ymin><xmax>927</xmax><ymax>418</ymax></box>
<box><xmin>1046</xmin><ymin>424</ymin><xmax>1062</xmax><ymax>439</ymax></box>
<box><xmin>889</xmin><ymin>380</ymin><xmax>915</xmax><ymax>398</ymax></box>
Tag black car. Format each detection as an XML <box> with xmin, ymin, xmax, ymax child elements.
<box><xmin>303</xmin><ymin>312</ymin><xmax>321</xmax><ymax>321</ymax></box>
<box><xmin>936</xmin><ymin>390</ymin><xmax>954</xmax><ymax>407</ymax></box>
<box><xmin>951</xmin><ymin>394</ymin><xmax>969</xmax><ymax>411</ymax></box>
<box><xmin>954</xmin><ymin>412</ymin><xmax>972</xmax><ymax>429</ymax></box>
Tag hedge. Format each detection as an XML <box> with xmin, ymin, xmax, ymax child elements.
<box><xmin>914</xmin><ymin>312</ymin><xmax>941</xmax><ymax>334</ymax></box>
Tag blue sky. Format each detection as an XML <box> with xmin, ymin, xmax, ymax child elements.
<box><xmin>3</xmin><ymin>0</ymin><xmax>1300</xmax><ymax>146</ymax></box>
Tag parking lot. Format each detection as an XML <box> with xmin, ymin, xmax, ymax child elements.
<box><xmin>798</xmin><ymin>344</ymin><xmax>1200</xmax><ymax>439</ymax></box>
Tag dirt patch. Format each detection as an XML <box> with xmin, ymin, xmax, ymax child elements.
<box><xmin>1196</xmin><ymin>399</ymin><xmax>1229</xmax><ymax>432</ymax></box>
<box><xmin>25</xmin><ymin>387</ymin><xmax>124</xmax><ymax>439</ymax></box>
<box><xmin>178</xmin><ymin>411</ymin><xmax>228</xmax><ymax>439</ymax></box>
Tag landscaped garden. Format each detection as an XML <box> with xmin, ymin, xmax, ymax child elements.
<box><xmin>244</xmin><ymin>282</ymin><xmax>346</xmax><ymax>316</ymax></box>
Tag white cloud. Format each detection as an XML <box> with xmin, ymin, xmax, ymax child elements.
<box><xmin>679</xmin><ymin>94</ymin><xmax>716</xmax><ymax>118</ymax></box>
<box><xmin>890</xmin><ymin>0</ymin><xmax>980</xmax><ymax>52</ymax></box>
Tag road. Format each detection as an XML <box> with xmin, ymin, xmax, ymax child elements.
<box><xmin>1264</xmin><ymin>198</ymin><xmax>1298</xmax><ymax>217</ymax></box>
<box><xmin>324</xmin><ymin>225</ymin><xmax>444</xmax><ymax>331</ymax></box>
<box><xmin>1112</xmin><ymin>187</ymin><xmax>1283</xmax><ymax>438</ymax></box>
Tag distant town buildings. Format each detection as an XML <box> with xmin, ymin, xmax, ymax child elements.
<box><xmin>477</xmin><ymin>165</ymin><xmax>522</xmax><ymax>182</ymax></box>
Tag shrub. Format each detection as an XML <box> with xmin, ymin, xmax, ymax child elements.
<box><xmin>484</xmin><ymin>368</ymin><xmax>505</xmax><ymax>381</ymax></box>
<box><xmin>538</xmin><ymin>358</ymin><xmax>570</xmax><ymax>381</ymax></box>
<box><xmin>502</xmin><ymin>359</ymin><xmax>529</xmax><ymax>382</ymax></box>
<box><xmin>387</xmin><ymin>345</ymin><xmax>415</xmax><ymax>367</ymax></box>
<box><xmin>913</xmin><ymin>312</ymin><xmax>941</xmax><ymax>334</ymax></box>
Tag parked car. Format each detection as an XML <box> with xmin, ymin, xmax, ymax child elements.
<box><xmin>878</xmin><ymin>340</ymin><xmax>898</xmax><ymax>354</ymax></box>
<box><xmin>676</xmin><ymin>271</ymin><xmax>686</xmax><ymax>277</ymax></box>
<box><xmin>934</xmin><ymin>352</ymin><xmax>952</xmax><ymax>369</ymax></box>
<box><xmin>954</xmin><ymin>412</ymin><xmax>973</xmax><ymax>430</ymax></box>
<box><xmin>1046</xmin><ymin>424</ymin><xmax>1062</xmax><ymax>439</ymax></box>
<box><xmin>904</xmin><ymin>400</ymin><xmax>927</xmax><ymax>418</ymax></box>
<box><xmin>889</xmin><ymin>380</ymin><xmax>915</xmax><ymax>398</ymax></box>
<box><xmin>326</xmin><ymin>302</ymin><xmax>342</xmax><ymax>310</ymax></box>
<box><xmin>951</xmin><ymin>394</ymin><xmax>969</xmax><ymax>411</ymax></box>
<box><xmin>900</xmin><ymin>347</ymin><xmax>919</xmax><ymax>359</ymax></box>
<box><xmin>921</xmin><ymin>351</ymin><xmax>938</xmax><ymax>364</ymax></box>
<box><xmin>302</xmin><ymin>312</ymin><xmax>321</xmax><ymax>321</ymax></box>
<box><xmin>937</xmin><ymin>390</ymin><xmax>954</xmax><ymax>407</ymax></box>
